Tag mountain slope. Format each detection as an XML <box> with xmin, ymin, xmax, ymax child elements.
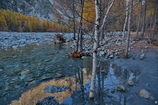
<box><xmin>0</xmin><ymin>0</ymin><xmax>54</xmax><ymax>21</ymax></box>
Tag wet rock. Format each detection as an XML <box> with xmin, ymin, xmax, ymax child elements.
<box><xmin>28</xmin><ymin>80</ymin><xmax>37</xmax><ymax>87</ymax></box>
<box><xmin>99</xmin><ymin>51</ymin><xmax>106</xmax><ymax>56</ymax></box>
<box><xmin>109</xmin><ymin>54</ymin><xmax>114</xmax><ymax>59</ymax></box>
<box><xmin>117</xmin><ymin>84</ymin><xmax>126</xmax><ymax>92</ymax></box>
<box><xmin>5</xmin><ymin>86</ymin><xmax>11</xmax><ymax>91</ymax></box>
<box><xmin>44</xmin><ymin>85</ymin><xmax>70</xmax><ymax>93</ymax></box>
<box><xmin>81</xmin><ymin>56</ymin><xmax>92</xmax><ymax>59</ymax></box>
<box><xmin>127</xmin><ymin>78</ymin><xmax>135</xmax><ymax>86</ymax></box>
<box><xmin>0</xmin><ymin>83</ymin><xmax>3</xmax><ymax>89</ymax></box>
<box><xmin>139</xmin><ymin>89</ymin><xmax>154</xmax><ymax>99</ymax></box>
<box><xmin>20</xmin><ymin>75</ymin><xmax>27</xmax><ymax>80</ymax></box>
<box><xmin>20</xmin><ymin>70</ymin><xmax>30</xmax><ymax>76</ymax></box>
<box><xmin>40</xmin><ymin>75</ymin><xmax>53</xmax><ymax>81</ymax></box>
<box><xmin>0</xmin><ymin>68</ymin><xmax>4</xmax><ymax>72</ymax></box>
<box><xmin>24</xmin><ymin>77</ymin><xmax>34</xmax><ymax>82</ymax></box>
<box><xmin>110</xmin><ymin>88</ymin><xmax>115</xmax><ymax>93</ymax></box>
<box><xmin>140</xmin><ymin>54</ymin><xmax>146</xmax><ymax>60</ymax></box>
<box><xmin>36</xmin><ymin>96</ymin><xmax>59</xmax><ymax>105</ymax></box>
<box><xmin>54</xmin><ymin>73</ymin><xmax>62</xmax><ymax>78</ymax></box>
<box><xmin>12</xmin><ymin>77</ymin><xmax>19</xmax><ymax>81</ymax></box>
<box><xmin>145</xmin><ymin>46</ymin><xmax>148</xmax><ymax>49</ymax></box>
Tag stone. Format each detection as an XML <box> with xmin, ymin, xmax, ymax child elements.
<box><xmin>139</xmin><ymin>89</ymin><xmax>153</xmax><ymax>99</ymax></box>
<box><xmin>20</xmin><ymin>75</ymin><xmax>27</xmax><ymax>80</ymax></box>
<box><xmin>100</xmin><ymin>51</ymin><xmax>105</xmax><ymax>55</ymax></box>
<box><xmin>117</xmin><ymin>84</ymin><xmax>126</xmax><ymax>92</ymax></box>
<box><xmin>40</xmin><ymin>75</ymin><xmax>52</xmax><ymax>81</ymax></box>
<box><xmin>36</xmin><ymin>96</ymin><xmax>59</xmax><ymax>105</ymax></box>
<box><xmin>44</xmin><ymin>85</ymin><xmax>70</xmax><ymax>93</ymax></box>
<box><xmin>110</xmin><ymin>88</ymin><xmax>115</xmax><ymax>93</ymax></box>
<box><xmin>109</xmin><ymin>54</ymin><xmax>114</xmax><ymax>59</ymax></box>
<box><xmin>145</xmin><ymin>46</ymin><xmax>148</xmax><ymax>49</ymax></box>
<box><xmin>28</xmin><ymin>80</ymin><xmax>37</xmax><ymax>87</ymax></box>
<box><xmin>54</xmin><ymin>73</ymin><xmax>62</xmax><ymax>78</ymax></box>
<box><xmin>140</xmin><ymin>54</ymin><xmax>145</xmax><ymax>60</ymax></box>
<box><xmin>0</xmin><ymin>68</ymin><xmax>3</xmax><ymax>72</ymax></box>
<box><xmin>127</xmin><ymin>78</ymin><xmax>135</xmax><ymax>86</ymax></box>
<box><xmin>20</xmin><ymin>70</ymin><xmax>30</xmax><ymax>76</ymax></box>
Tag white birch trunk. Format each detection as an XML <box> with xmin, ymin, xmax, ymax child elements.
<box><xmin>125</xmin><ymin>0</ymin><xmax>133</xmax><ymax>58</ymax></box>
<box><xmin>89</xmin><ymin>0</ymin><xmax>100</xmax><ymax>99</ymax></box>
<box><xmin>89</xmin><ymin>0</ymin><xmax>115</xmax><ymax>99</ymax></box>
<box><xmin>123</xmin><ymin>0</ymin><xmax>129</xmax><ymax>38</ymax></box>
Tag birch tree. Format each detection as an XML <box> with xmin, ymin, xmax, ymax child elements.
<box><xmin>89</xmin><ymin>0</ymin><xmax>115</xmax><ymax>99</ymax></box>
<box><xmin>125</xmin><ymin>0</ymin><xmax>134</xmax><ymax>58</ymax></box>
<box><xmin>123</xmin><ymin>0</ymin><xmax>129</xmax><ymax>38</ymax></box>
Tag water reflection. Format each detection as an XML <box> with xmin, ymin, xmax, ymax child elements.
<box><xmin>62</xmin><ymin>61</ymin><xmax>140</xmax><ymax>105</ymax></box>
<box><xmin>9</xmin><ymin>57</ymin><xmax>140</xmax><ymax>105</ymax></box>
<box><xmin>1</xmin><ymin>41</ymin><xmax>140</xmax><ymax>105</ymax></box>
<box><xmin>0</xmin><ymin>42</ymin><xmax>83</xmax><ymax>105</ymax></box>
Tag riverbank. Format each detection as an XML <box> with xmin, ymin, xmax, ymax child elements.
<box><xmin>0</xmin><ymin>32</ymin><xmax>73</xmax><ymax>49</ymax></box>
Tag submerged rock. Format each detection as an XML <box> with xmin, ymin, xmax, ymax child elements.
<box><xmin>140</xmin><ymin>54</ymin><xmax>146</xmax><ymax>60</ymax></box>
<box><xmin>20</xmin><ymin>70</ymin><xmax>30</xmax><ymax>76</ymax></box>
<box><xmin>36</xmin><ymin>96</ymin><xmax>59</xmax><ymax>105</ymax></box>
<box><xmin>44</xmin><ymin>85</ymin><xmax>70</xmax><ymax>93</ymax></box>
<box><xmin>127</xmin><ymin>78</ymin><xmax>135</xmax><ymax>86</ymax></box>
<box><xmin>139</xmin><ymin>89</ymin><xmax>153</xmax><ymax>99</ymax></box>
<box><xmin>117</xmin><ymin>84</ymin><xmax>126</xmax><ymax>92</ymax></box>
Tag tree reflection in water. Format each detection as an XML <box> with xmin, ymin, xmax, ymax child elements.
<box><xmin>62</xmin><ymin>60</ymin><xmax>139</xmax><ymax>105</ymax></box>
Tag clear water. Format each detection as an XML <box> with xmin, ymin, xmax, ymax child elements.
<box><xmin>0</xmin><ymin>42</ymin><xmax>83</xmax><ymax>105</ymax></box>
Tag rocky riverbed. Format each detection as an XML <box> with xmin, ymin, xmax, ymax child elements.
<box><xmin>0</xmin><ymin>32</ymin><xmax>73</xmax><ymax>49</ymax></box>
<box><xmin>0</xmin><ymin>40</ymin><xmax>80</xmax><ymax>105</ymax></box>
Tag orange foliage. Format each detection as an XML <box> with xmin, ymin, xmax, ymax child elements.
<box><xmin>71</xmin><ymin>51</ymin><xmax>88</xmax><ymax>58</ymax></box>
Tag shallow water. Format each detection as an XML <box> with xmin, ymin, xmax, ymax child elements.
<box><xmin>62</xmin><ymin>61</ymin><xmax>140</xmax><ymax>105</ymax></box>
<box><xmin>0</xmin><ymin>41</ymin><xmax>142</xmax><ymax>105</ymax></box>
<box><xmin>0</xmin><ymin>42</ymin><xmax>82</xmax><ymax>105</ymax></box>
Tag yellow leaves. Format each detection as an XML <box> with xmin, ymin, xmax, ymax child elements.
<box><xmin>83</xmin><ymin>0</ymin><xmax>95</xmax><ymax>30</ymax></box>
<box><xmin>0</xmin><ymin>9</ymin><xmax>71</xmax><ymax>32</ymax></box>
<box><xmin>0</xmin><ymin>15</ymin><xmax>7</xmax><ymax>31</ymax></box>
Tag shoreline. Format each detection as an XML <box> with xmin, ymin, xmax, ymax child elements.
<box><xmin>0</xmin><ymin>32</ymin><xmax>73</xmax><ymax>50</ymax></box>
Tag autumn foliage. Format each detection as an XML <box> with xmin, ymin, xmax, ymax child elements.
<box><xmin>70</xmin><ymin>51</ymin><xmax>88</xmax><ymax>58</ymax></box>
<box><xmin>0</xmin><ymin>9</ymin><xmax>71</xmax><ymax>32</ymax></box>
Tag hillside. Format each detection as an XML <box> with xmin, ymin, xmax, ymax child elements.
<box><xmin>0</xmin><ymin>0</ymin><xmax>54</xmax><ymax>21</ymax></box>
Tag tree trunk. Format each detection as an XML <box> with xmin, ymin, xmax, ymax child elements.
<box><xmin>78</xmin><ymin>0</ymin><xmax>84</xmax><ymax>52</ymax></box>
<box><xmin>89</xmin><ymin>0</ymin><xmax>100</xmax><ymax>99</ymax></box>
<box><xmin>89</xmin><ymin>0</ymin><xmax>115</xmax><ymax>99</ymax></box>
<box><xmin>73</xmin><ymin>0</ymin><xmax>76</xmax><ymax>40</ymax></box>
<box><xmin>125</xmin><ymin>0</ymin><xmax>133</xmax><ymax>58</ymax></box>
<box><xmin>141</xmin><ymin>0</ymin><xmax>147</xmax><ymax>37</ymax></box>
<box><xmin>123</xmin><ymin>0</ymin><xmax>129</xmax><ymax>38</ymax></box>
<box><xmin>136</xmin><ymin>0</ymin><xmax>142</xmax><ymax>38</ymax></box>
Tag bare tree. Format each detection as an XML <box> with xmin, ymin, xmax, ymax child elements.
<box><xmin>125</xmin><ymin>0</ymin><xmax>134</xmax><ymax>58</ymax></box>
